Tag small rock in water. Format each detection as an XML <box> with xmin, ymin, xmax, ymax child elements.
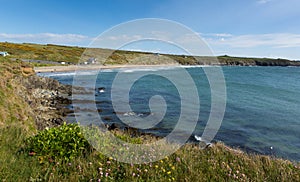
<box><xmin>97</xmin><ymin>87</ymin><xmax>105</xmax><ymax>93</ymax></box>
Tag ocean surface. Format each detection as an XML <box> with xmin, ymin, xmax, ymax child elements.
<box><xmin>38</xmin><ymin>66</ymin><xmax>300</xmax><ymax>161</ymax></box>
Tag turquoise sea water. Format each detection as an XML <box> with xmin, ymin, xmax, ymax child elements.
<box><xmin>39</xmin><ymin>66</ymin><xmax>300</xmax><ymax>161</ymax></box>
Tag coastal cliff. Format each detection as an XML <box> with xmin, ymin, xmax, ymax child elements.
<box><xmin>15</xmin><ymin>75</ymin><xmax>72</xmax><ymax>129</ymax></box>
<box><xmin>0</xmin><ymin>57</ymin><xmax>71</xmax><ymax>130</ymax></box>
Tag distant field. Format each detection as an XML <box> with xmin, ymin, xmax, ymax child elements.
<box><xmin>0</xmin><ymin>42</ymin><xmax>84</xmax><ymax>64</ymax></box>
<box><xmin>1</xmin><ymin>42</ymin><xmax>299</xmax><ymax>66</ymax></box>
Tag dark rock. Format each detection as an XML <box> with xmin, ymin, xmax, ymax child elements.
<box><xmin>13</xmin><ymin>75</ymin><xmax>74</xmax><ymax>130</ymax></box>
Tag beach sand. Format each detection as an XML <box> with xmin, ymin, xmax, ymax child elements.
<box><xmin>34</xmin><ymin>64</ymin><xmax>180</xmax><ymax>73</ymax></box>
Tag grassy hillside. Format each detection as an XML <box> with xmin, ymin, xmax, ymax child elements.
<box><xmin>0</xmin><ymin>57</ymin><xmax>39</xmax><ymax>179</ymax></box>
<box><xmin>0</xmin><ymin>42</ymin><xmax>84</xmax><ymax>63</ymax></box>
<box><xmin>1</xmin><ymin>42</ymin><xmax>299</xmax><ymax>66</ymax></box>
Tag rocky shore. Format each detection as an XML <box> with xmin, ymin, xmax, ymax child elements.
<box><xmin>13</xmin><ymin>75</ymin><xmax>73</xmax><ymax>130</ymax></box>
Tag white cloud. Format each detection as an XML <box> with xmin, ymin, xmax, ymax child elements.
<box><xmin>0</xmin><ymin>33</ymin><xmax>91</xmax><ymax>45</ymax></box>
<box><xmin>205</xmin><ymin>33</ymin><xmax>300</xmax><ymax>48</ymax></box>
<box><xmin>257</xmin><ymin>0</ymin><xmax>272</xmax><ymax>4</ymax></box>
<box><xmin>1</xmin><ymin>32</ymin><xmax>300</xmax><ymax>60</ymax></box>
<box><xmin>203</xmin><ymin>33</ymin><xmax>233</xmax><ymax>37</ymax></box>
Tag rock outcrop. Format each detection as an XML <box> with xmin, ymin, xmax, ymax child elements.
<box><xmin>13</xmin><ymin>75</ymin><xmax>72</xmax><ymax>130</ymax></box>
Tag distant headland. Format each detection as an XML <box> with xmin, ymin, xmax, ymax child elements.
<box><xmin>1</xmin><ymin>42</ymin><xmax>299</xmax><ymax>68</ymax></box>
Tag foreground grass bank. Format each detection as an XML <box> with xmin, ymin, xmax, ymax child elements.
<box><xmin>3</xmin><ymin>123</ymin><xmax>300</xmax><ymax>181</ymax></box>
<box><xmin>0</xmin><ymin>57</ymin><xmax>300</xmax><ymax>181</ymax></box>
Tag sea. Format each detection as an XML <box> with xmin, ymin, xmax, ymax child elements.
<box><xmin>38</xmin><ymin>66</ymin><xmax>300</xmax><ymax>161</ymax></box>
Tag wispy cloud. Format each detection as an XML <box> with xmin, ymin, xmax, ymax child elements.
<box><xmin>1</xmin><ymin>32</ymin><xmax>300</xmax><ymax>59</ymax></box>
<box><xmin>0</xmin><ymin>33</ymin><xmax>91</xmax><ymax>45</ymax></box>
<box><xmin>257</xmin><ymin>0</ymin><xmax>272</xmax><ymax>4</ymax></box>
<box><xmin>204</xmin><ymin>33</ymin><xmax>300</xmax><ymax>48</ymax></box>
<box><xmin>201</xmin><ymin>33</ymin><xmax>233</xmax><ymax>37</ymax></box>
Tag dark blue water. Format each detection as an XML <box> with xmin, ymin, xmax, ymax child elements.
<box><xmin>39</xmin><ymin>66</ymin><xmax>300</xmax><ymax>161</ymax></box>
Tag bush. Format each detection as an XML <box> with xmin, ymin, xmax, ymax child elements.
<box><xmin>25</xmin><ymin>123</ymin><xmax>92</xmax><ymax>161</ymax></box>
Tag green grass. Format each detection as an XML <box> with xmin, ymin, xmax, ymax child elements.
<box><xmin>2</xmin><ymin>123</ymin><xmax>300</xmax><ymax>181</ymax></box>
<box><xmin>0</xmin><ymin>42</ymin><xmax>84</xmax><ymax>64</ymax></box>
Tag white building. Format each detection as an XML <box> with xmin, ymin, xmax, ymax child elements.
<box><xmin>0</xmin><ymin>52</ymin><xmax>9</xmax><ymax>57</ymax></box>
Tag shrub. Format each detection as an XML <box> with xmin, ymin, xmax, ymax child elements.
<box><xmin>25</xmin><ymin>123</ymin><xmax>92</xmax><ymax>161</ymax></box>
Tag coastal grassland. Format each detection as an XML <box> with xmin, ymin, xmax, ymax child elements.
<box><xmin>1</xmin><ymin>42</ymin><xmax>300</xmax><ymax>66</ymax></box>
<box><xmin>0</xmin><ymin>42</ymin><xmax>84</xmax><ymax>64</ymax></box>
<box><xmin>16</xmin><ymin>124</ymin><xmax>300</xmax><ymax>181</ymax></box>
<box><xmin>0</xmin><ymin>57</ymin><xmax>39</xmax><ymax>180</ymax></box>
<box><xmin>0</xmin><ymin>57</ymin><xmax>300</xmax><ymax>181</ymax></box>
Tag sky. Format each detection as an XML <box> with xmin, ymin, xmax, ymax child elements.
<box><xmin>1</xmin><ymin>0</ymin><xmax>300</xmax><ymax>60</ymax></box>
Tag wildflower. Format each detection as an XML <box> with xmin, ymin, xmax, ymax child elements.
<box><xmin>29</xmin><ymin>152</ymin><xmax>36</xmax><ymax>156</ymax></box>
<box><xmin>155</xmin><ymin>165</ymin><xmax>159</xmax><ymax>168</ymax></box>
<box><xmin>77</xmin><ymin>165</ymin><xmax>82</xmax><ymax>172</ymax></box>
<box><xmin>171</xmin><ymin>166</ymin><xmax>175</xmax><ymax>170</ymax></box>
<box><xmin>167</xmin><ymin>171</ymin><xmax>171</xmax><ymax>175</ymax></box>
<box><xmin>233</xmin><ymin>174</ymin><xmax>238</xmax><ymax>179</ymax></box>
<box><xmin>107</xmin><ymin>161</ymin><xmax>111</xmax><ymax>164</ymax></box>
<box><xmin>132</xmin><ymin>173</ymin><xmax>136</xmax><ymax>177</ymax></box>
<box><xmin>105</xmin><ymin>173</ymin><xmax>109</xmax><ymax>177</ymax></box>
<box><xmin>144</xmin><ymin>169</ymin><xmax>148</xmax><ymax>172</ymax></box>
<box><xmin>176</xmin><ymin>157</ymin><xmax>181</xmax><ymax>162</ymax></box>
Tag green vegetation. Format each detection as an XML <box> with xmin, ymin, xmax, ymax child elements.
<box><xmin>8</xmin><ymin>122</ymin><xmax>300</xmax><ymax>181</ymax></box>
<box><xmin>25</xmin><ymin>123</ymin><xmax>92</xmax><ymax>161</ymax></box>
<box><xmin>1</xmin><ymin>41</ymin><xmax>300</xmax><ymax>66</ymax></box>
<box><xmin>0</xmin><ymin>42</ymin><xmax>84</xmax><ymax>64</ymax></box>
<box><xmin>0</xmin><ymin>53</ymin><xmax>300</xmax><ymax>181</ymax></box>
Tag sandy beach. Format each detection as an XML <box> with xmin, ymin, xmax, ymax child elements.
<box><xmin>34</xmin><ymin>64</ymin><xmax>180</xmax><ymax>73</ymax></box>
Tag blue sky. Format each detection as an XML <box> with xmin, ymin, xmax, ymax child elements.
<box><xmin>1</xmin><ymin>0</ymin><xmax>300</xmax><ymax>60</ymax></box>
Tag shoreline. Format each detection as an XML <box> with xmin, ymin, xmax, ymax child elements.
<box><xmin>34</xmin><ymin>64</ymin><xmax>181</xmax><ymax>73</ymax></box>
<box><xmin>34</xmin><ymin>64</ymin><xmax>300</xmax><ymax>73</ymax></box>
